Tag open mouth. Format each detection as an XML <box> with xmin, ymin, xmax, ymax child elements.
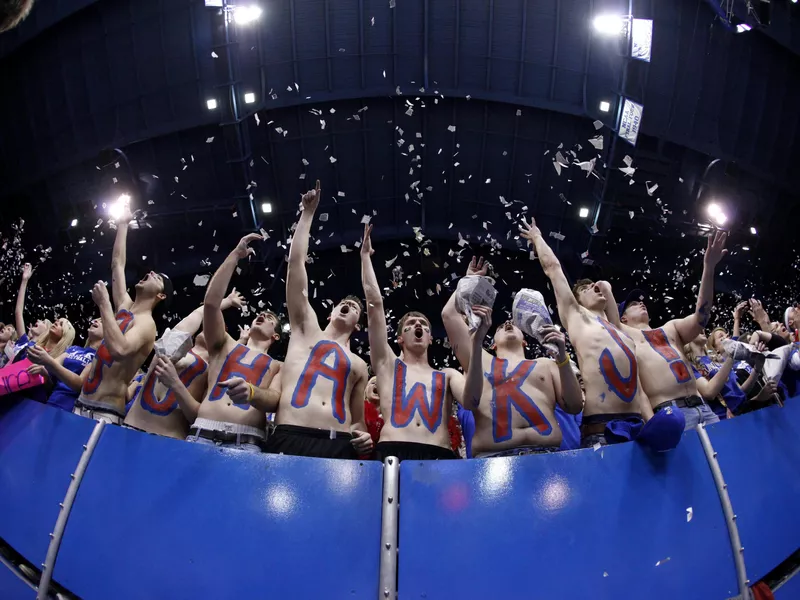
<box><xmin>341</xmin><ymin>305</ymin><xmax>350</xmax><ymax>315</ymax></box>
<box><xmin>504</xmin><ymin>322</ymin><xmax>514</xmax><ymax>331</ymax></box>
<box><xmin>414</xmin><ymin>327</ymin><xmax>423</xmax><ymax>339</ymax></box>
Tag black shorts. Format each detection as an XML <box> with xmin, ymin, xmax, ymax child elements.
<box><xmin>263</xmin><ymin>424</ymin><xmax>358</xmax><ymax>459</ymax></box>
<box><xmin>373</xmin><ymin>441</ymin><xmax>459</xmax><ymax>462</ymax></box>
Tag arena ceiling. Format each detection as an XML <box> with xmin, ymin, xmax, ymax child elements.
<box><xmin>0</xmin><ymin>0</ymin><xmax>799</xmax><ymax>351</ymax></box>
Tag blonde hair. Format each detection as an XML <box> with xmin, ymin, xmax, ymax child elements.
<box><xmin>36</xmin><ymin>318</ymin><xmax>75</xmax><ymax>359</ymax></box>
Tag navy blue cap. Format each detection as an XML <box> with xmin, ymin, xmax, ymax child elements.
<box><xmin>618</xmin><ymin>289</ymin><xmax>648</xmax><ymax>317</ymax></box>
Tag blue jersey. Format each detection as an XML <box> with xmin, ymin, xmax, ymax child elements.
<box><xmin>47</xmin><ymin>346</ymin><xmax>97</xmax><ymax>411</ymax></box>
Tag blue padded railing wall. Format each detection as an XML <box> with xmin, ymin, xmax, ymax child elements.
<box><xmin>1</xmin><ymin>397</ymin><xmax>798</xmax><ymax>599</ymax></box>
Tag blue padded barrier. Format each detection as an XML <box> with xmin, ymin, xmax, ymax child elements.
<box><xmin>0</xmin><ymin>399</ymin><xmax>95</xmax><ymax>567</ymax></box>
<box><xmin>0</xmin><ymin>562</ymin><xmax>35</xmax><ymax>600</ymax></box>
<box><xmin>398</xmin><ymin>433</ymin><xmax>738</xmax><ymax>600</ymax></box>
<box><xmin>53</xmin><ymin>424</ymin><xmax>383</xmax><ymax>600</ymax></box>
<box><xmin>705</xmin><ymin>400</ymin><xmax>800</xmax><ymax>583</ymax></box>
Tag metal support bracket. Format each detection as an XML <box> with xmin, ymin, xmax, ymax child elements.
<box><xmin>378</xmin><ymin>456</ymin><xmax>399</xmax><ymax>600</ymax></box>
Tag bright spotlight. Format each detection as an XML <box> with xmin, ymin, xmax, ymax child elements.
<box><xmin>579</xmin><ymin>207</ymin><xmax>590</xmax><ymax>218</ymax></box>
<box><xmin>108</xmin><ymin>194</ymin><xmax>131</xmax><ymax>220</ymax></box>
<box><xmin>244</xmin><ymin>92</ymin><xmax>256</xmax><ymax>104</ymax></box>
<box><xmin>599</xmin><ymin>100</ymin><xmax>611</xmax><ymax>113</ymax></box>
<box><xmin>711</xmin><ymin>212</ymin><xmax>727</xmax><ymax>226</ymax></box>
<box><xmin>261</xmin><ymin>202</ymin><xmax>272</xmax><ymax>213</ymax></box>
<box><xmin>233</xmin><ymin>5</ymin><xmax>262</xmax><ymax>25</ymax></box>
<box><xmin>70</xmin><ymin>218</ymin><xmax>78</xmax><ymax>227</ymax></box>
<box><xmin>750</xmin><ymin>226</ymin><xmax>757</xmax><ymax>235</ymax></box>
<box><xmin>707</xmin><ymin>203</ymin><xmax>721</xmax><ymax>216</ymax></box>
<box><xmin>736</xmin><ymin>23</ymin><xmax>752</xmax><ymax>33</ymax></box>
<box><xmin>593</xmin><ymin>15</ymin><xmax>625</xmax><ymax>35</ymax></box>
<box><xmin>206</xmin><ymin>98</ymin><xmax>218</xmax><ymax>110</ymax></box>
<box><xmin>742</xmin><ymin>246</ymin><xmax>750</xmax><ymax>251</ymax></box>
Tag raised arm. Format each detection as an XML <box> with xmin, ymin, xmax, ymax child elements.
<box><xmin>360</xmin><ymin>224</ymin><xmax>394</xmax><ymax>370</ymax></box>
<box><xmin>732</xmin><ymin>301</ymin><xmax>748</xmax><ymax>340</ymax></box>
<box><xmin>154</xmin><ymin>356</ymin><xmax>202</xmax><ymax>422</ymax></box>
<box><xmin>672</xmin><ymin>231</ymin><xmax>728</xmax><ymax>345</ymax></box>
<box><xmin>110</xmin><ymin>198</ymin><xmax>134</xmax><ymax>312</ymax></box>
<box><xmin>542</xmin><ymin>326</ymin><xmax>583</xmax><ymax>415</ymax></box>
<box><xmin>204</xmin><ymin>235</ymin><xmax>262</xmax><ymax>354</ymax></box>
<box><xmin>519</xmin><ymin>218</ymin><xmax>581</xmax><ymax>329</ymax></box>
<box><xmin>748</xmin><ymin>299</ymin><xmax>771</xmax><ymax>332</ymax></box>
<box><xmin>91</xmin><ymin>281</ymin><xmax>153</xmax><ymax>361</ymax></box>
<box><xmin>174</xmin><ymin>289</ymin><xmax>244</xmax><ymax>336</ymax></box>
<box><xmin>695</xmin><ymin>356</ymin><xmax>735</xmax><ymax>401</ymax></box>
<box><xmin>14</xmin><ymin>263</ymin><xmax>32</xmax><ymax>338</ymax></box>
<box><xmin>441</xmin><ymin>256</ymin><xmax>490</xmax><ymax>371</ymax></box>
<box><xmin>462</xmin><ymin>305</ymin><xmax>492</xmax><ymax>410</ymax></box>
<box><xmin>286</xmin><ymin>180</ymin><xmax>322</xmax><ymax>333</ymax></box>
<box><xmin>596</xmin><ymin>281</ymin><xmax>623</xmax><ymax>329</ymax></box>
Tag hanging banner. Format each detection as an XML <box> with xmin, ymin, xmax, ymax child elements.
<box><xmin>618</xmin><ymin>99</ymin><xmax>644</xmax><ymax>146</ymax></box>
<box><xmin>631</xmin><ymin>18</ymin><xmax>653</xmax><ymax>62</ymax></box>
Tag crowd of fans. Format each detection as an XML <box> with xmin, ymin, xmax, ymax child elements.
<box><xmin>3</xmin><ymin>182</ymin><xmax>797</xmax><ymax>462</ymax></box>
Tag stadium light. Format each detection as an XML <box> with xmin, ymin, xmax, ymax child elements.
<box><xmin>261</xmin><ymin>202</ymin><xmax>272</xmax><ymax>213</ymax></box>
<box><xmin>244</xmin><ymin>92</ymin><xmax>256</xmax><ymax>104</ymax></box>
<box><xmin>579</xmin><ymin>207</ymin><xmax>590</xmax><ymax>218</ymax></box>
<box><xmin>593</xmin><ymin>15</ymin><xmax>626</xmax><ymax>35</ymax></box>
<box><xmin>206</xmin><ymin>98</ymin><xmax>218</xmax><ymax>110</ymax></box>
<box><xmin>736</xmin><ymin>23</ymin><xmax>752</xmax><ymax>33</ymax></box>
<box><xmin>599</xmin><ymin>100</ymin><xmax>611</xmax><ymax>112</ymax></box>
<box><xmin>750</xmin><ymin>226</ymin><xmax>757</xmax><ymax>235</ymax></box>
<box><xmin>108</xmin><ymin>194</ymin><xmax>131</xmax><ymax>220</ymax></box>
<box><xmin>742</xmin><ymin>246</ymin><xmax>750</xmax><ymax>251</ymax></box>
<box><xmin>233</xmin><ymin>5</ymin><xmax>262</xmax><ymax>25</ymax></box>
<box><xmin>70</xmin><ymin>218</ymin><xmax>78</xmax><ymax>227</ymax></box>
<box><xmin>707</xmin><ymin>202</ymin><xmax>727</xmax><ymax>226</ymax></box>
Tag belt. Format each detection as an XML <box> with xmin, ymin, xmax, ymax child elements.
<box><xmin>580</xmin><ymin>422</ymin><xmax>609</xmax><ymax>436</ymax></box>
<box><xmin>189</xmin><ymin>427</ymin><xmax>264</xmax><ymax>447</ymax></box>
<box><xmin>654</xmin><ymin>395</ymin><xmax>705</xmax><ymax>412</ymax></box>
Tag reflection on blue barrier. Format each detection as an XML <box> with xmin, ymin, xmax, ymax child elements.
<box><xmin>775</xmin><ymin>573</ymin><xmax>800</xmax><ymax>599</ymax></box>
<box><xmin>399</xmin><ymin>434</ymin><xmax>738</xmax><ymax>600</ymax></box>
<box><xmin>706</xmin><ymin>400</ymin><xmax>800</xmax><ymax>583</ymax></box>
<box><xmin>0</xmin><ymin>399</ymin><xmax>94</xmax><ymax>566</ymax></box>
<box><xmin>53</xmin><ymin>424</ymin><xmax>383</xmax><ymax>600</ymax></box>
<box><xmin>0</xmin><ymin>562</ymin><xmax>34</xmax><ymax>600</ymax></box>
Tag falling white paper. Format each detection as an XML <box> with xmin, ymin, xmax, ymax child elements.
<box><xmin>193</xmin><ymin>274</ymin><xmax>211</xmax><ymax>287</ymax></box>
<box><xmin>655</xmin><ymin>557</ymin><xmax>671</xmax><ymax>567</ymax></box>
<box><xmin>686</xmin><ymin>507</ymin><xmax>693</xmax><ymax>522</ymax></box>
<box><xmin>588</xmin><ymin>135</ymin><xmax>603</xmax><ymax>150</ymax></box>
<box><xmin>593</xmin><ymin>120</ymin><xmax>604</xmax><ymax>130</ymax></box>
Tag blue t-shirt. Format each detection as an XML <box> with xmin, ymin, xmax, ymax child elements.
<box><xmin>9</xmin><ymin>333</ymin><xmax>32</xmax><ymax>362</ymax></box>
<box><xmin>694</xmin><ymin>356</ymin><xmax>747</xmax><ymax>414</ymax></box>
<box><xmin>46</xmin><ymin>346</ymin><xmax>96</xmax><ymax>411</ymax></box>
<box><xmin>555</xmin><ymin>403</ymin><xmax>583</xmax><ymax>450</ymax></box>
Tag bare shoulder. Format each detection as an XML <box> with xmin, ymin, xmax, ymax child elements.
<box><xmin>443</xmin><ymin>367</ymin><xmax>463</xmax><ymax>380</ymax></box>
<box><xmin>349</xmin><ymin>351</ymin><xmax>369</xmax><ymax>375</ymax></box>
<box><xmin>270</xmin><ymin>359</ymin><xmax>283</xmax><ymax>373</ymax></box>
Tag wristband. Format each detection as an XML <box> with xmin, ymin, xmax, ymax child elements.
<box><xmin>247</xmin><ymin>383</ymin><xmax>256</xmax><ymax>403</ymax></box>
<box><xmin>556</xmin><ymin>355</ymin><xmax>570</xmax><ymax>368</ymax></box>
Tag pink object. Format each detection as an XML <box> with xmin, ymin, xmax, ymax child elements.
<box><xmin>0</xmin><ymin>358</ymin><xmax>45</xmax><ymax>396</ymax></box>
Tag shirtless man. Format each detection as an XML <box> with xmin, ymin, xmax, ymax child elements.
<box><xmin>442</xmin><ymin>258</ymin><xmax>583</xmax><ymax>457</ymax></box>
<box><xmin>177</xmin><ymin>235</ymin><xmax>281</xmax><ymax>452</ymax></box>
<box><xmin>361</xmin><ymin>224</ymin><xmax>463</xmax><ymax>461</ymax></box>
<box><xmin>76</xmin><ymin>199</ymin><xmax>172</xmax><ymax>424</ymax></box>
<box><xmin>122</xmin><ymin>289</ymin><xmax>244</xmax><ymax>439</ymax></box>
<box><xmin>520</xmin><ymin>218</ymin><xmax>652</xmax><ymax>448</ymax></box>
<box><xmin>264</xmin><ymin>181</ymin><xmax>372</xmax><ymax>459</ymax></box>
<box><xmin>601</xmin><ymin>231</ymin><xmax>729</xmax><ymax>430</ymax></box>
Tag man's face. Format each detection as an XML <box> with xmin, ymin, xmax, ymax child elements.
<box><xmin>330</xmin><ymin>299</ymin><xmax>362</xmax><ymax>331</ymax></box>
<box><xmin>87</xmin><ymin>318</ymin><xmax>104</xmax><ymax>339</ymax></box>
<box><xmin>621</xmin><ymin>300</ymin><xmax>648</xmax><ymax>324</ymax></box>
<box><xmin>771</xmin><ymin>321</ymin><xmax>791</xmax><ymax>343</ymax></box>
<box><xmin>365</xmin><ymin>376</ymin><xmax>379</xmax><ymax>405</ymax></box>
<box><xmin>250</xmin><ymin>312</ymin><xmax>279</xmax><ymax>341</ymax></box>
<box><xmin>135</xmin><ymin>271</ymin><xmax>166</xmax><ymax>298</ymax></box>
<box><xmin>493</xmin><ymin>320</ymin><xmax>524</xmax><ymax>347</ymax></box>
<box><xmin>397</xmin><ymin>314</ymin><xmax>432</xmax><ymax>351</ymax></box>
<box><xmin>576</xmin><ymin>281</ymin><xmax>606</xmax><ymax>311</ymax></box>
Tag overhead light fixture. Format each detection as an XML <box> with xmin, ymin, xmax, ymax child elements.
<box><xmin>599</xmin><ymin>100</ymin><xmax>611</xmax><ymax>113</ymax></box>
<box><xmin>579</xmin><ymin>207</ymin><xmax>590</xmax><ymax>218</ymax></box>
<box><xmin>261</xmin><ymin>202</ymin><xmax>272</xmax><ymax>213</ymax></box>
<box><xmin>206</xmin><ymin>98</ymin><xmax>218</xmax><ymax>110</ymax></box>
<box><xmin>742</xmin><ymin>246</ymin><xmax>750</xmax><ymax>251</ymax></box>
<box><xmin>736</xmin><ymin>23</ymin><xmax>752</xmax><ymax>33</ymax></box>
<box><xmin>70</xmin><ymin>218</ymin><xmax>78</xmax><ymax>227</ymax></box>
<box><xmin>233</xmin><ymin>5</ymin><xmax>263</xmax><ymax>25</ymax></box>
<box><xmin>108</xmin><ymin>194</ymin><xmax>131</xmax><ymax>220</ymax></box>
<box><xmin>750</xmin><ymin>226</ymin><xmax>757</xmax><ymax>235</ymax></box>
<box><xmin>244</xmin><ymin>92</ymin><xmax>256</xmax><ymax>104</ymax></box>
<box><xmin>593</xmin><ymin>15</ymin><xmax>626</xmax><ymax>35</ymax></box>
<box><xmin>707</xmin><ymin>202</ymin><xmax>727</xmax><ymax>226</ymax></box>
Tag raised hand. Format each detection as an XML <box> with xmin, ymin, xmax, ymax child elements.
<box><xmin>541</xmin><ymin>325</ymin><xmax>567</xmax><ymax>360</ymax></box>
<box><xmin>748</xmin><ymin>299</ymin><xmax>768</xmax><ymax>324</ymax></box>
<box><xmin>733</xmin><ymin>300</ymin><xmax>748</xmax><ymax>319</ymax></box>
<box><xmin>91</xmin><ymin>281</ymin><xmax>112</xmax><ymax>309</ymax></box>
<box><xmin>222</xmin><ymin>287</ymin><xmax>245</xmax><ymax>310</ymax></box>
<box><xmin>466</xmin><ymin>256</ymin><xmax>489</xmax><ymax>277</ymax></box>
<box><xmin>351</xmin><ymin>430</ymin><xmax>374</xmax><ymax>454</ymax></box>
<box><xmin>360</xmin><ymin>223</ymin><xmax>374</xmax><ymax>257</ymax></box>
<box><xmin>21</xmin><ymin>263</ymin><xmax>33</xmax><ymax>282</ymax></box>
<box><xmin>518</xmin><ymin>217</ymin><xmax>541</xmax><ymax>242</ymax></box>
<box><xmin>233</xmin><ymin>233</ymin><xmax>263</xmax><ymax>261</ymax></box>
<box><xmin>237</xmin><ymin>324</ymin><xmax>251</xmax><ymax>345</ymax></box>
<box><xmin>704</xmin><ymin>230</ymin><xmax>728</xmax><ymax>267</ymax></box>
<box><xmin>27</xmin><ymin>344</ymin><xmax>54</xmax><ymax>367</ymax></box>
<box><xmin>219</xmin><ymin>377</ymin><xmax>253</xmax><ymax>404</ymax></box>
<box><xmin>301</xmin><ymin>180</ymin><xmax>321</xmax><ymax>213</ymax></box>
<box><xmin>472</xmin><ymin>305</ymin><xmax>493</xmax><ymax>339</ymax></box>
<box><xmin>26</xmin><ymin>364</ymin><xmax>48</xmax><ymax>379</ymax></box>
<box><xmin>153</xmin><ymin>355</ymin><xmax>180</xmax><ymax>388</ymax></box>
<box><xmin>117</xmin><ymin>197</ymin><xmax>134</xmax><ymax>225</ymax></box>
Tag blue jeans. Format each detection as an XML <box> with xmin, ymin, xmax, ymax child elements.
<box><xmin>186</xmin><ymin>435</ymin><xmax>262</xmax><ymax>453</ymax></box>
<box><xmin>677</xmin><ymin>403</ymin><xmax>720</xmax><ymax>430</ymax></box>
